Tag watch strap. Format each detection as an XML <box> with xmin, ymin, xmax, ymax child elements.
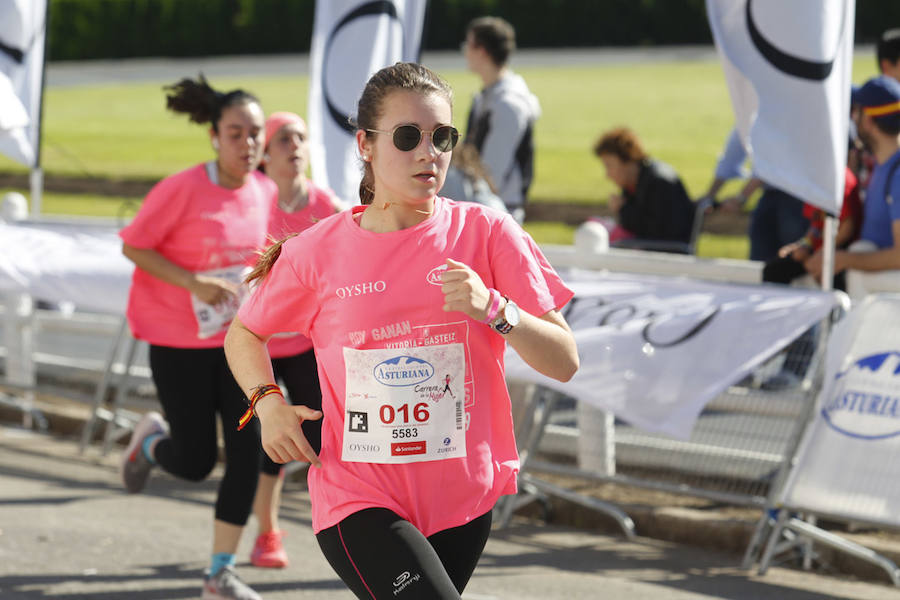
<box><xmin>491</xmin><ymin>297</ymin><xmax>514</xmax><ymax>334</ymax></box>
<box><xmin>483</xmin><ymin>288</ymin><xmax>502</xmax><ymax>324</ymax></box>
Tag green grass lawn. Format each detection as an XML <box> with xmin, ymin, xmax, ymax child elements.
<box><xmin>0</xmin><ymin>53</ymin><xmax>879</xmax><ymax>200</ymax></box>
<box><xmin>0</xmin><ymin>51</ymin><xmax>879</xmax><ymax>260</ymax></box>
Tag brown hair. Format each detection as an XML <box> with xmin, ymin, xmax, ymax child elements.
<box><xmin>592</xmin><ymin>127</ymin><xmax>648</xmax><ymax>163</ymax></box>
<box><xmin>164</xmin><ymin>74</ymin><xmax>260</xmax><ymax>133</ymax></box>
<box><xmin>467</xmin><ymin>16</ymin><xmax>516</xmax><ymax>67</ymax></box>
<box><xmin>356</xmin><ymin>62</ymin><xmax>454</xmax><ymax>204</ymax></box>
<box><xmin>245</xmin><ymin>234</ymin><xmax>296</xmax><ymax>285</ymax></box>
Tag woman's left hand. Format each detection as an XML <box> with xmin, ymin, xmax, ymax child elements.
<box><xmin>440</xmin><ymin>258</ymin><xmax>492</xmax><ymax>321</ymax></box>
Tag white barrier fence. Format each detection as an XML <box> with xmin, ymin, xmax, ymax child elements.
<box><xmin>744</xmin><ymin>294</ymin><xmax>900</xmax><ymax>585</ymax></box>
<box><xmin>496</xmin><ymin>245</ymin><xmax>843</xmax><ymax>542</ymax></box>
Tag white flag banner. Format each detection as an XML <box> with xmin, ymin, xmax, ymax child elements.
<box><xmin>706</xmin><ymin>0</ymin><xmax>855</xmax><ymax>215</ymax></box>
<box><xmin>778</xmin><ymin>295</ymin><xmax>900</xmax><ymax>526</ymax></box>
<box><xmin>0</xmin><ymin>0</ymin><xmax>47</xmax><ymax>167</ymax></box>
<box><xmin>504</xmin><ymin>270</ymin><xmax>838</xmax><ymax>439</ymax></box>
<box><xmin>308</xmin><ymin>0</ymin><xmax>427</xmax><ymax>205</ymax></box>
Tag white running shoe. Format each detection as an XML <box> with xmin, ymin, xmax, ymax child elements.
<box><xmin>120</xmin><ymin>411</ymin><xmax>167</xmax><ymax>494</ymax></box>
<box><xmin>202</xmin><ymin>566</ymin><xmax>262</xmax><ymax>600</ymax></box>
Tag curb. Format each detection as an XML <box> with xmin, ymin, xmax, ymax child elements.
<box><xmin>4</xmin><ymin>392</ymin><xmax>900</xmax><ymax>586</ymax></box>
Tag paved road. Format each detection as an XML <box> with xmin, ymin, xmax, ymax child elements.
<box><xmin>43</xmin><ymin>47</ymin><xmax>723</xmax><ymax>87</ymax></box>
<box><xmin>44</xmin><ymin>45</ymin><xmax>877</xmax><ymax>88</ymax></box>
<box><xmin>2</xmin><ymin>425</ymin><xmax>898</xmax><ymax>600</ymax></box>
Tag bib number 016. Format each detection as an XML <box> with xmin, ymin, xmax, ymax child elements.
<box><xmin>380</xmin><ymin>402</ymin><xmax>430</xmax><ymax>425</ymax></box>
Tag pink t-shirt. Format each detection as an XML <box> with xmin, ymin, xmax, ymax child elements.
<box><xmin>120</xmin><ymin>164</ymin><xmax>273</xmax><ymax>348</ymax></box>
<box><xmin>239</xmin><ymin>197</ymin><xmax>573</xmax><ymax>535</ymax></box>
<box><xmin>265</xmin><ymin>181</ymin><xmax>341</xmax><ymax>358</ymax></box>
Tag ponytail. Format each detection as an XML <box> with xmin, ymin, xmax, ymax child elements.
<box><xmin>164</xmin><ymin>73</ymin><xmax>260</xmax><ymax>133</ymax></box>
<box><xmin>246</xmin><ymin>234</ymin><xmax>297</xmax><ymax>285</ymax></box>
<box><xmin>359</xmin><ymin>162</ymin><xmax>375</xmax><ymax>205</ymax></box>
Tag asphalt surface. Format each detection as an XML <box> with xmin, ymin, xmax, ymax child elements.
<box><xmin>2</xmin><ymin>425</ymin><xmax>900</xmax><ymax>600</ymax></box>
<box><xmin>43</xmin><ymin>47</ymin><xmax>724</xmax><ymax>87</ymax></box>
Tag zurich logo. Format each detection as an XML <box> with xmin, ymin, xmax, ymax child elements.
<box><xmin>426</xmin><ymin>264</ymin><xmax>447</xmax><ymax>286</ymax></box>
<box><xmin>374</xmin><ymin>356</ymin><xmax>435</xmax><ymax>387</ymax></box>
<box><xmin>821</xmin><ymin>351</ymin><xmax>900</xmax><ymax>440</ymax></box>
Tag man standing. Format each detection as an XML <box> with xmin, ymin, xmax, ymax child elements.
<box><xmin>806</xmin><ymin>75</ymin><xmax>900</xmax><ymax>299</ymax></box>
<box><xmin>877</xmin><ymin>28</ymin><xmax>900</xmax><ymax>82</ymax></box>
<box><xmin>463</xmin><ymin>16</ymin><xmax>540</xmax><ymax>222</ymax></box>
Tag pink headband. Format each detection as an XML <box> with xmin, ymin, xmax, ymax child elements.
<box><xmin>264</xmin><ymin>112</ymin><xmax>306</xmax><ymax>149</ymax></box>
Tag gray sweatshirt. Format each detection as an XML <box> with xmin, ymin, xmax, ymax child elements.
<box><xmin>465</xmin><ymin>72</ymin><xmax>541</xmax><ymax>210</ymax></box>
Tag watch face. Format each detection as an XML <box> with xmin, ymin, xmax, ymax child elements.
<box><xmin>505</xmin><ymin>300</ymin><xmax>521</xmax><ymax>327</ymax></box>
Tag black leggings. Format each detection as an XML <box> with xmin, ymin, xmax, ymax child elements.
<box><xmin>316</xmin><ymin>508</ymin><xmax>492</xmax><ymax>599</ymax></box>
<box><xmin>260</xmin><ymin>349</ymin><xmax>323</xmax><ymax>476</ymax></box>
<box><xmin>148</xmin><ymin>345</ymin><xmax>261</xmax><ymax>526</ymax></box>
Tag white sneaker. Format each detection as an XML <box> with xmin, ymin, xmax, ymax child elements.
<box><xmin>120</xmin><ymin>411</ymin><xmax>167</xmax><ymax>494</ymax></box>
<box><xmin>202</xmin><ymin>566</ymin><xmax>262</xmax><ymax>600</ymax></box>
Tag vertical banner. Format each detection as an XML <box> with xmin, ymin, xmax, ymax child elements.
<box><xmin>779</xmin><ymin>295</ymin><xmax>900</xmax><ymax>527</ymax></box>
<box><xmin>308</xmin><ymin>0</ymin><xmax>427</xmax><ymax>205</ymax></box>
<box><xmin>0</xmin><ymin>0</ymin><xmax>47</xmax><ymax>168</ymax></box>
<box><xmin>706</xmin><ymin>0</ymin><xmax>854</xmax><ymax>215</ymax></box>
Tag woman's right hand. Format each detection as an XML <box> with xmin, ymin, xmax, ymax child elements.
<box><xmin>187</xmin><ymin>275</ymin><xmax>239</xmax><ymax>306</ymax></box>
<box><xmin>255</xmin><ymin>396</ymin><xmax>323</xmax><ymax>467</ymax></box>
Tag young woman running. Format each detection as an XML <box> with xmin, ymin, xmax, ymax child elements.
<box><xmin>249</xmin><ymin>111</ymin><xmax>344</xmax><ymax>568</ymax></box>
<box><xmin>225</xmin><ymin>63</ymin><xmax>578</xmax><ymax>599</ymax></box>
<box><xmin>119</xmin><ymin>75</ymin><xmax>271</xmax><ymax>600</ymax></box>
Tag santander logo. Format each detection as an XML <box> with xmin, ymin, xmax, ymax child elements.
<box><xmin>426</xmin><ymin>264</ymin><xmax>447</xmax><ymax>286</ymax></box>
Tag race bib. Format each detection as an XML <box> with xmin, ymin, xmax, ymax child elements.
<box><xmin>190</xmin><ymin>265</ymin><xmax>251</xmax><ymax>339</ymax></box>
<box><xmin>342</xmin><ymin>343</ymin><xmax>466</xmax><ymax>464</ymax></box>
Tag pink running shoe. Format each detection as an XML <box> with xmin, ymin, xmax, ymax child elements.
<box><xmin>250</xmin><ymin>530</ymin><xmax>288</xmax><ymax>568</ymax></box>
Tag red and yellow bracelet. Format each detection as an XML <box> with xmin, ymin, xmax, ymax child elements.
<box><xmin>237</xmin><ymin>383</ymin><xmax>283</xmax><ymax>431</ymax></box>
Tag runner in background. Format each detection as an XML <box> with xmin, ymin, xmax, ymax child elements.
<box><xmin>119</xmin><ymin>75</ymin><xmax>272</xmax><ymax>600</ymax></box>
<box><xmin>225</xmin><ymin>62</ymin><xmax>578</xmax><ymax>599</ymax></box>
<box><xmin>249</xmin><ymin>111</ymin><xmax>344</xmax><ymax>569</ymax></box>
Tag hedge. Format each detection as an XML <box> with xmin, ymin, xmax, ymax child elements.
<box><xmin>45</xmin><ymin>0</ymin><xmax>900</xmax><ymax>61</ymax></box>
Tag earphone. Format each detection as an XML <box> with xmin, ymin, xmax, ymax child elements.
<box><xmin>263</xmin><ymin>153</ymin><xmax>271</xmax><ymax>162</ymax></box>
<box><xmin>212</xmin><ymin>138</ymin><xmax>220</xmax><ymax>151</ymax></box>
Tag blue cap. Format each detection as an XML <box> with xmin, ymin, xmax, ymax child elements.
<box><xmin>852</xmin><ymin>75</ymin><xmax>900</xmax><ymax>129</ymax></box>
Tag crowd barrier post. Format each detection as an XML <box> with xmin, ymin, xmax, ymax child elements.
<box><xmin>495</xmin><ymin>244</ymin><xmax>848</xmax><ymax>559</ymax></box>
<box><xmin>0</xmin><ymin>292</ymin><xmax>47</xmax><ymax>431</ymax></box>
<box><xmin>747</xmin><ymin>294</ymin><xmax>900</xmax><ymax>585</ymax></box>
<box><xmin>78</xmin><ymin>316</ymin><xmax>142</xmax><ymax>456</ymax></box>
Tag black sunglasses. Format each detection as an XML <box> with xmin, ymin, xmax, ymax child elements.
<box><xmin>366</xmin><ymin>124</ymin><xmax>459</xmax><ymax>153</ymax></box>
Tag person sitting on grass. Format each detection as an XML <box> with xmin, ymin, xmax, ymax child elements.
<box><xmin>592</xmin><ymin>126</ymin><xmax>696</xmax><ymax>251</ymax></box>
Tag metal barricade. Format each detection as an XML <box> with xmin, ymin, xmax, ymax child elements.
<box><xmin>496</xmin><ymin>246</ymin><xmax>843</xmax><ymax>543</ymax></box>
<box><xmin>498</xmin><ymin>329</ymin><xmax>828</xmax><ymax>540</ymax></box>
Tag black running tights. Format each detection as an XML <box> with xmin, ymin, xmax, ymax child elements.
<box><xmin>316</xmin><ymin>507</ymin><xmax>492</xmax><ymax>599</ymax></box>
<box><xmin>148</xmin><ymin>344</ymin><xmax>260</xmax><ymax>526</ymax></box>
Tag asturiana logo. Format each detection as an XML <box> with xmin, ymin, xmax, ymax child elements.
<box><xmin>426</xmin><ymin>264</ymin><xmax>447</xmax><ymax>286</ymax></box>
<box><xmin>821</xmin><ymin>351</ymin><xmax>900</xmax><ymax>440</ymax></box>
<box><xmin>374</xmin><ymin>356</ymin><xmax>435</xmax><ymax>387</ymax></box>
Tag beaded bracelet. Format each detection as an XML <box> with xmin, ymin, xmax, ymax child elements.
<box><xmin>483</xmin><ymin>288</ymin><xmax>502</xmax><ymax>324</ymax></box>
<box><xmin>237</xmin><ymin>383</ymin><xmax>284</xmax><ymax>431</ymax></box>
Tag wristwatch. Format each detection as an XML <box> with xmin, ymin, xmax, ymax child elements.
<box><xmin>491</xmin><ymin>298</ymin><xmax>520</xmax><ymax>334</ymax></box>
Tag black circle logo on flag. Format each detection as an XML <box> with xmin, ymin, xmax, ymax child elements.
<box><xmin>745</xmin><ymin>0</ymin><xmax>846</xmax><ymax>81</ymax></box>
<box><xmin>322</xmin><ymin>1</ymin><xmax>404</xmax><ymax>134</ymax></box>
